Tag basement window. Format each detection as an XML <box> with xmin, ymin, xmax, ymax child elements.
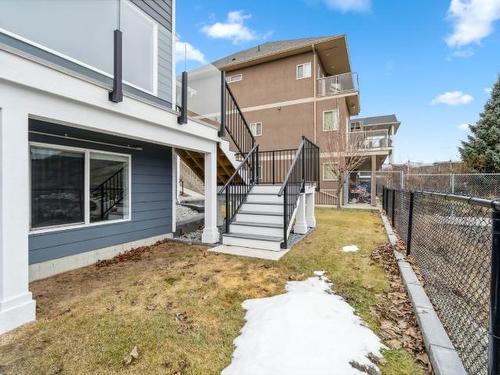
<box><xmin>30</xmin><ymin>143</ymin><xmax>131</xmax><ymax>232</ymax></box>
<box><xmin>296</xmin><ymin>62</ymin><xmax>312</xmax><ymax>80</ymax></box>
<box><xmin>250</xmin><ymin>122</ymin><xmax>263</xmax><ymax>137</ymax></box>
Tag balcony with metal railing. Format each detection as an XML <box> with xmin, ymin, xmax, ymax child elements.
<box><xmin>316</xmin><ymin>72</ymin><xmax>359</xmax><ymax>98</ymax></box>
<box><xmin>348</xmin><ymin>129</ymin><xmax>392</xmax><ymax>151</ymax></box>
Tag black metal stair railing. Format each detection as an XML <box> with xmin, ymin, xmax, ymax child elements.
<box><xmin>219</xmin><ymin>144</ymin><xmax>259</xmax><ymax>233</ymax></box>
<box><xmin>219</xmin><ymin>72</ymin><xmax>255</xmax><ymax>156</ymax></box>
<box><xmin>91</xmin><ymin>168</ymin><xmax>124</xmax><ymax>220</ymax></box>
<box><xmin>236</xmin><ymin>148</ymin><xmax>298</xmax><ymax>185</ymax></box>
<box><xmin>278</xmin><ymin>137</ymin><xmax>320</xmax><ymax>248</ymax></box>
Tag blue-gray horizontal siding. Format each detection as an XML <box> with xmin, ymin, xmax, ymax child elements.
<box><xmin>158</xmin><ymin>26</ymin><xmax>173</xmax><ymax>102</ymax></box>
<box><xmin>28</xmin><ymin>120</ymin><xmax>172</xmax><ymax>265</ymax></box>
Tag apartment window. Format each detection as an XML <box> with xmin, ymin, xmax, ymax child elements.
<box><xmin>250</xmin><ymin>122</ymin><xmax>263</xmax><ymax>137</ymax></box>
<box><xmin>30</xmin><ymin>144</ymin><xmax>130</xmax><ymax>231</ymax></box>
<box><xmin>296</xmin><ymin>62</ymin><xmax>312</xmax><ymax>79</ymax></box>
<box><xmin>322</xmin><ymin>163</ymin><xmax>338</xmax><ymax>181</ymax></box>
<box><xmin>323</xmin><ymin>110</ymin><xmax>339</xmax><ymax>131</ymax></box>
<box><xmin>350</xmin><ymin>121</ymin><xmax>363</xmax><ymax>132</ymax></box>
<box><xmin>227</xmin><ymin>74</ymin><xmax>243</xmax><ymax>83</ymax></box>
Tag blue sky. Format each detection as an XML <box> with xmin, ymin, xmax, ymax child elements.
<box><xmin>176</xmin><ymin>0</ymin><xmax>500</xmax><ymax>163</ymax></box>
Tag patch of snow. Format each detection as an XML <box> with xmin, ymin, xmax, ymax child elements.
<box><xmin>222</xmin><ymin>273</ymin><xmax>385</xmax><ymax>375</ymax></box>
<box><xmin>342</xmin><ymin>245</ymin><xmax>359</xmax><ymax>253</ymax></box>
<box><xmin>176</xmin><ymin>204</ymin><xmax>198</xmax><ymax>222</ymax></box>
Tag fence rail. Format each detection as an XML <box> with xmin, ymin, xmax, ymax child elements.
<box><xmin>376</xmin><ymin>172</ymin><xmax>500</xmax><ymax>200</ymax></box>
<box><xmin>382</xmin><ymin>186</ymin><xmax>500</xmax><ymax>375</ymax></box>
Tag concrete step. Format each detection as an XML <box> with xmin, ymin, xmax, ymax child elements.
<box><xmin>230</xmin><ymin>221</ymin><xmax>283</xmax><ymax>237</ymax></box>
<box><xmin>222</xmin><ymin>233</ymin><xmax>283</xmax><ymax>251</ymax></box>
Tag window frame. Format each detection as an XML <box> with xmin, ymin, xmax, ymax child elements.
<box><xmin>322</xmin><ymin>109</ymin><xmax>340</xmax><ymax>132</ymax></box>
<box><xmin>29</xmin><ymin>142</ymin><xmax>132</xmax><ymax>234</ymax></box>
<box><xmin>322</xmin><ymin>162</ymin><xmax>338</xmax><ymax>182</ymax></box>
<box><xmin>227</xmin><ymin>73</ymin><xmax>243</xmax><ymax>83</ymax></box>
<box><xmin>296</xmin><ymin>62</ymin><xmax>312</xmax><ymax>80</ymax></box>
<box><xmin>249</xmin><ymin>122</ymin><xmax>263</xmax><ymax>137</ymax></box>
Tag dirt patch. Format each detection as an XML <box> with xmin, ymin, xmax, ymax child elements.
<box><xmin>371</xmin><ymin>242</ymin><xmax>432</xmax><ymax>373</ymax></box>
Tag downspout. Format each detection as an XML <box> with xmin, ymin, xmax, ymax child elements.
<box><xmin>312</xmin><ymin>45</ymin><xmax>317</xmax><ymax>144</ymax></box>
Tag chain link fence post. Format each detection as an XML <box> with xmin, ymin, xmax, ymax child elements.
<box><xmin>490</xmin><ymin>209</ymin><xmax>500</xmax><ymax>375</ymax></box>
<box><xmin>391</xmin><ymin>188</ymin><xmax>396</xmax><ymax>227</ymax></box>
<box><xmin>406</xmin><ymin>191</ymin><xmax>415</xmax><ymax>256</ymax></box>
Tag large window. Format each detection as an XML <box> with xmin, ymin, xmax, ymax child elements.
<box><xmin>31</xmin><ymin>147</ymin><xmax>85</xmax><ymax>229</ymax></box>
<box><xmin>323</xmin><ymin>109</ymin><xmax>339</xmax><ymax>131</ymax></box>
<box><xmin>30</xmin><ymin>144</ymin><xmax>130</xmax><ymax>231</ymax></box>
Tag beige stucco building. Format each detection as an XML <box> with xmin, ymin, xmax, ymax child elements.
<box><xmin>214</xmin><ymin>35</ymin><xmax>400</xmax><ymax>205</ymax></box>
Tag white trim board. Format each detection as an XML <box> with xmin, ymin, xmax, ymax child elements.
<box><xmin>29</xmin><ymin>233</ymin><xmax>173</xmax><ymax>282</ymax></box>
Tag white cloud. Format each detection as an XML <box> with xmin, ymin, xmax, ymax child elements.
<box><xmin>175</xmin><ymin>41</ymin><xmax>206</xmax><ymax>64</ymax></box>
<box><xmin>485</xmin><ymin>87</ymin><xmax>493</xmax><ymax>94</ymax></box>
<box><xmin>451</xmin><ymin>48</ymin><xmax>475</xmax><ymax>58</ymax></box>
<box><xmin>446</xmin><ymin>0</ymin><xmax>500</xmax><ymax>47</ymax></box>
<box><xmin>323</xmin><ymin>0</ymin><xmax>371</xmax><ymax>12</ymax></box>
<box><xmin>432</xmin><ymin>91</ymin><xmax>474</xmax><ymax>105</ymax></box>
<box><xmin>201</xmin><ymin>11</ymin><xmax>258</xmax><ymax>44</ymax></box>
<box><xmin>458</xmin><ymin>123</ymin><xmax>471</xmax><ymax>131</ymax></box>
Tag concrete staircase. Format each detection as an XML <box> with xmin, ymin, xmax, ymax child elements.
<box><xmin>222</xmin><ymin>185</ymin><xmax>286</xmax><ymax>251</ymax></box>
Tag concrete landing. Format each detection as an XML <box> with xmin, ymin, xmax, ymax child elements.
<box><xmin>209</xmin><ymin>245</ymin><xmax>290</xmax><ymax>261</ymax></box>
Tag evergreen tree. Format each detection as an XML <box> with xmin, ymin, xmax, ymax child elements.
<box><xmin>459</xmin><ymin>76</ymin><xmax>500</xmax><ymax>172</ymax></box>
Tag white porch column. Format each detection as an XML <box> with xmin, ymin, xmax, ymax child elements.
<box><xmin>202</xmin><ymin>143</ymin><xmax>219</xmax><ymax>243</ymax></box>
<box><xmin>371</xmin><ymin>154</ymin><xmax>377</xmax><ymax>206</ymax></box>
<box><xmin>305</xmin><ymin>189</ymin><xmax>316</xmax><ymax>228</ymax></box>
<box><xmin>0</xmin><ymin>108</ymin><xmax>36</xmax><ymax>334</ymax></box>
<box><xmin>294</xmin><ymin>193</ymin><xmax>308</xmax><ymax>234</ymax></box>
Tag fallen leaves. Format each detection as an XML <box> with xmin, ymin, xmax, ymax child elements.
<box><xmin>175</xmin><ymin>311</ymin><xmax>193</xmax><ymax>334</ymax></box>
<box><xmin>371</xmin><ymin>242</ymin><xmax>432</xmax><ymax>373</ymax></box>
<box><xmin>96</xmin><ymin>245</ymin><xmax>152</xmax><ymax>268</ymax></box>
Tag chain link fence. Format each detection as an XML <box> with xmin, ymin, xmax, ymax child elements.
<box><xmin>378</xmin><ymin>173</ymin><xmax>500</xmax><ymax>199</ymax></box>
<box><xmin>382</xmin><ymin>187</ymin><xmax>500</xmax><ymax>375</ymax></box>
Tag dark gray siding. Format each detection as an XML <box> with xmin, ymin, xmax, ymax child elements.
<box><xmin>28</xmin><ymin>120</ymin><xmax>173</xmax><ymax>265</ymax></box>
<box><xmin>131</xmin><ymin>0</ymin><xmax>173</xmax><ymax>31</ymax></box>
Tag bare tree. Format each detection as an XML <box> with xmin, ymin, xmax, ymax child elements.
<box><xmin>323</xmin><ymin>122</ymin><xmax>366</xmax><ymax>209</ymax></box>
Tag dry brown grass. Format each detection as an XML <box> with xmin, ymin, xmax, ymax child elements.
<box><xmin>0</xmin><ymin>208</ymin><xmax>423</xmax><ymax>374</ymax></box>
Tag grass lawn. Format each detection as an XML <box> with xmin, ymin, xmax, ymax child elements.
<box><xmin>0</xmin><ymin>208</ymin><xmax>423</xmax><ymax>375</ymax></box>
